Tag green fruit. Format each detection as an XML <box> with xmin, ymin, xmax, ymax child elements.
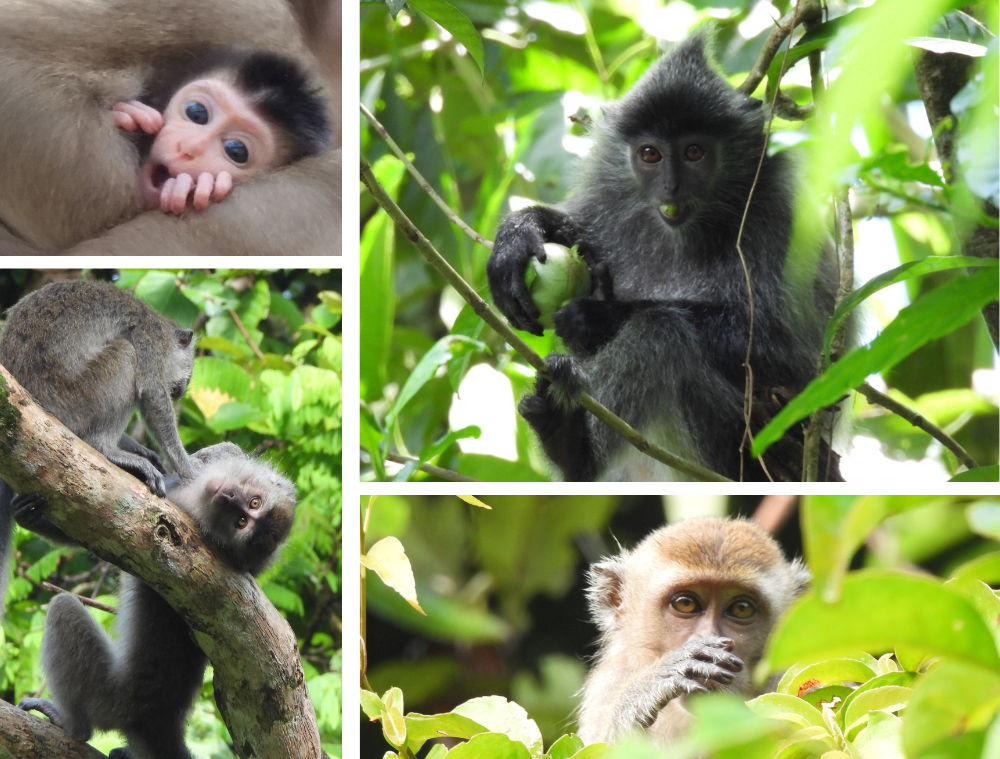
<box><xmin>525</xmin><ymin>243</ymin><xmax>592</xmax><ymax>328</ymax></box>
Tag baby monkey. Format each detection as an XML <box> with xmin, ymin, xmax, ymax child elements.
<box><xmin>18</xmin><ymin>442</ymin><xmax>296</xmax><ymax>759</ymax></box>
<box><xmin>578</xmin><ymin>518</ymin><xmax>810</xmax><ymax>746</ymax></box>
<box><xmin>113</xmin><ymin>48</ymin><xmax>330</xmax><ymax>215</ymax></box>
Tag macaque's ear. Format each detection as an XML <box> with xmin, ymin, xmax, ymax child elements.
<box><xmin>190</xmin><ymin>442</ymin><xmax>244</xmax><ymax>468</ymax></box>
<box><xmin>790</xmin><ymin>558</ymin><xmax>812</xmax><ymax>598</ymax></box>
<box><xmin>586</xmin><ymin>556</ymin><xmax>627</xmax><ymax>632</ymax></box>
<box><xmin>176</xmin><ymin>329</ymin><xmax>194</xmax><ymax>348</ymax></box>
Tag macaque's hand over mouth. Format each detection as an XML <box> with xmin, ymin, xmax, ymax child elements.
<box><xmin>157</xmin><ymin>170</ymin><xmax>233</xmax><ymax>214</ymax></box>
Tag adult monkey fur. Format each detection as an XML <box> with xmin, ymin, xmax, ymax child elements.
<box><xmin>577</xmin><ymin>518</ymin><xmax>810</xmax><ymax>746</ymax></box>
<box><xmin>17</xmin><ymin>442</ymin><xmax>297</xmax><ymax>759</ymax></box>
<box><xmin>487</xmin><ymin>35</ymin><xmax>840</xmax><ymax>482</ymax></box>
<box><xmin>0</xmin><ymin>0</ymin><xmax>341</xmax><ymax>256</ymax></box>
<box><xmin>0</xmin><ymin>279</ymin><xmax>195</xmax><ymax>603</ymax></box>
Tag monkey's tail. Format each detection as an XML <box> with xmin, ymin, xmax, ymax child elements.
<box><xmin>0</xmin><ymin>480</ymin><xmax>14</xmax><ymax>610</ymax></box>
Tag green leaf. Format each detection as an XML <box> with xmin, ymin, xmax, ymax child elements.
<box><xmin>837</xmin><ymin>672</ymin><xmax>916</xmax><ymax>731</ymax></box>
<box><xmin>950</xmin><ymin>552</ymin><xmax>1000</xmax><ymax>585</ymax></box>
<box><xmin>776</xmin><ymin>658</ymin><xmax>878</xmax><ymax>696</ymax></box>
<box><xmin>446</xmin><ymin>732</ymin><xmax>533</xmax><ymax>759</ymax></box>
<box><xmin>208</xmin><ymin>402</ymin><xmax>266</xmax><ymax>432</ymax></box>
<box><xmin>761</xmin><ymin>571</ymin><xmax>1000</xmax><ymax>679</ymax></box>
<box><xmin>754</xmin><ymin>266</ymin><xmax>1000</xmax><ymax>456</ymax></box>
<box><xmin>902</xmin><ymin>661</ymin><xmax>1000</xmax><ymax>757</ymax></box>
<box><xmin>950</xmin><ymin>465</ymin><xmax>1000</xmax><ymax>482</ymax></box>
<box><xmin>747</xmin><ymin>693</ymin><xmax>825</xmax><ymax>729</ymax></box>
<box><xmin>407</xmin><ymin>0</ymin><xmax>485</xmax><ymax>77</ymax></box>
<box><xmin>966</xmin><ymin>502</ymin><xmax>1000</xmax><ymax>540</ymax></box>
<box><xmin>548</xmin><ymin>734</ymin><xmax>585</xmax><ymax>759</ymax></box>
<box><xmin>403</xmin><ymin>711</ymin><xmax>487</xmax><ymax>749</ymax></box>
<box><xmin>385</xmin><ymin>335</ymin><xmax>487</xmax><ymax>429</ymax></box>
<box><xmin>360</xmin><ymin>688</ymin><xmax>383</xmax><ymax>721</ymax></box>
<box><xmin>453</xmin><ymin>696</ymin><xmax>544</xmax><ymax>757</ymax></box>
<box><xmin>842</xmin><ymin>686</ymin><xmax>914</xmax><ymax>739</ymax></box>
<box><xmin>822</xmin><ymin>257</ymin><xmax>996</xmax><ymax>361</ymax></box>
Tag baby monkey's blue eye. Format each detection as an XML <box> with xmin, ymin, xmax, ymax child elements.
<box><xmin>184</xmin><ymin>102</ymin><xmax>209</xmax><ymax>125</ymax></box>
<box><xmin>224</xmin><ymin>140</ymin><xmax>249</xmax><ymax>164</ymax></box>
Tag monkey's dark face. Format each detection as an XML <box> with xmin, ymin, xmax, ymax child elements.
<box><xmin>628</xmin><ymin>134</ymin><xmax>719</xmax><ymax>227</ymax></box>
<box><xmin>202</xmin><ymin>476</ymin><xmax>295</xmax><ymax>574</ymax></box>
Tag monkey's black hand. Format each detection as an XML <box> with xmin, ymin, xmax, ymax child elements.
<box><xmin>109</xmin><ymin>749</ymin><xmax>139</xmax><ymax>759</ymax></box>
<box><xmin>11</xmin><ymin>493</ymin><xmax>72</xmax><ymax>544</ymax></box>
<box><xmin>488</xmin><ymin>206</ymin><xmax>585</xmax><ymax>335</ymax></box>
<box><xmin>17</xmin><ymin>697</ymin><xmax>68</xmax><ymax>729</ymax></box>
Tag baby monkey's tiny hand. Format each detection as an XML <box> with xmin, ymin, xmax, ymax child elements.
<box><xmin>111</xmin><ymin>101</ymin><xmax>164</xmax><ymax>135</ymax></box>
<box><xmin>159</xmin><ymin>171</ymin><xmax>233</xmax><ymax>214</ymax></box>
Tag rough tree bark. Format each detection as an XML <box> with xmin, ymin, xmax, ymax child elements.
<box><xmin>0</xmin><ymin>365</ymin><xmax>322</xmax><ymax>759</ymax></box>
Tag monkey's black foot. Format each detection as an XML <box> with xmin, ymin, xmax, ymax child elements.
<box><xmin>17</xmin><ymin>698</ymin><xmax>67</xmax><ymax>729</ymax></box>
<box><xmin>553</xmin><ymin>298</ymin><xmax>633</xmax><ymax>356</ymax></box>
<box><xmin>12</xmin><ymin>493</ymin><xmax>51</xmax><ymax>530</ymax></box>
<box><xmin>109</xmin><ymin>748</ymin><xmax>139</xmax><ymax>759</ymax></box>
<box><xmin>138</xmin><ymin>448</ymin><xmax>166</xmax><ymax>474</ymax></box>
<box><xmin>519</xmin><ymin>379</ymin><xmax>597</xmax><ymax>482</ymax></box>
<box><xmin>542</xmin><ymin>353</ymin><xmax>587</xmax><ymax>409</ymax></box>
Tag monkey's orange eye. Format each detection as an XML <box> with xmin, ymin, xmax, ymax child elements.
<box><xmin>727</xmin><ymin>600</ymin><xmax>757</xmax><ymax>619</ymax></box>
<box><xmin>670</xmin><ymin>595</ymin><xmax>700</xmax><ymax>614</ymax></box>
<box><xmin>236</xmin><ymin>516</ymin><xmax>249</xmax><ymax>529</ymax></box>
<box><xmin>639</xmin><ymin>146</ymin><xmax>662</xmax><ymax>163</ymax></box>
<box><xmin>249</xmin><ymin>497</ymin><xmax>262</xmax><ymax>511</ymax></box>
<box><xmin>684</xmin><ymin>144</ymin><xmax>705</xmax><ymax>161</ymax></box>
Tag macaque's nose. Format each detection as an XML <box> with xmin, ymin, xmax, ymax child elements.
<box><xmin>176</xmin><ymin>132</ymin><xmax>212</xmax><ymax>161</ymax></box>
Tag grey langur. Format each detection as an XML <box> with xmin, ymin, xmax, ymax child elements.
<box><xmin>0</xmin><ymin>278</ymin><xmax>195</xmax><ymax>602</ymax></box>
<box><xmin>486</xmin><ymin>35</ymin><xmax>841</xmax><ymax>482</ymax></box>
<box><xmin>17</xmin><ymin>442</ymin><xmax>297</xmax><ymax>759</ymax></box>
<box><xmin>577</xmin><ymin>518</ymin><xmax>810</xmax><ymax>746</ymax></box>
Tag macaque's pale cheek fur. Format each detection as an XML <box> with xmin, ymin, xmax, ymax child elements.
<box><xmin>577</xmin><ymin>517</ymin><xmax>810</xmax><ymax>746</ymax></box>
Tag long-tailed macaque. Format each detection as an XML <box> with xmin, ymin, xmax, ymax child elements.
<box><xmin>0</xmin><ymin>0</ymin><xmax>341</xmax><ymax>255</ymax></box>
<box><xmin>0</xmin><ymin>279</ymin><xmax>194</xmax><ymax>602</ymax></box>
<box><xmin>578</xmin><ymin>518</ymin><xmax>810</xmax><ymax>746</ymax></box>
<box><xmin>116</xmin><ymin>48</ymin><xmax>330</xmax><ymax>215</ymax></box>
<box><xmin>17</xmin><ymin>442</ymin><xmax>297</xmax><ymax>759</ymax></box>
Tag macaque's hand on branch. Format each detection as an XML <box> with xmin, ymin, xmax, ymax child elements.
<box><xmin>111</xmin><ymin>101</ymin><xmax>164</xmax><ymax>135</ymax></box>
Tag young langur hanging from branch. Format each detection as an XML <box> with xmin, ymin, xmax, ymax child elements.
<box><xmin>17</xmin><ymin>442</ymin><xmax>297</xmax><ymax>759</ymax></box>
<box><xmin>114</xmin><ymin>48</ymin><xmax>330</xmax><ymax>216</ymax></box>
<box><xmin>0</xmin><ymin>0</ymin><xmax>341</xmax><ymax>255</ymax></box>
<box><xmin>0</xmin><ymin>279</ymin><xmax>195</xmax><ymax>604</ymax></box>
<box><xmin>577</xmin><ymin>518</ymin><xmax>810</xmax><ymax>746</ymax></box>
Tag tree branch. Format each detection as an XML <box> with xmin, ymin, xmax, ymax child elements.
<box><xmin>0</xmin><ymin>700</ymin><xmax>106</xmax><ymax>759</ymax></box>
<box><xmin>360</xmin><ymin>160</ymin><xmax>732</xmax><ymax>482</ymax></box>
<box><xmin>0</xmin><ymin>366</ymin><xmax>322</xmax><ymax>759</ymax></box>
<box><xmin>737</xmin><ymin>0</ymin><xmax>823</xmax><ymax>96</ymax></box>
<box><xmin>856</xmin><ymin>381</ymin><xmax>979</xmax><ymax>472</ymax></box>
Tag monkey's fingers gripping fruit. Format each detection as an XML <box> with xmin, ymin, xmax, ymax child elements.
<box><xmin>524</xmin><ymin>243</ymin><xmax>592</xmax><ymax>328</ymax></box>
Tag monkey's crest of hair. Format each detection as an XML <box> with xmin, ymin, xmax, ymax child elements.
<box><xmin>586</xmin><ymin>518</ymin><xmax>810</xmax><ymax>634</ymax></box>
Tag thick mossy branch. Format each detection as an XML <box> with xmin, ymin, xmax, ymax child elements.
<box><xmin>0</xmin><ymin>701</ymin><xmax>106</xmax><ymax>759</ymax></box>
<box><xmin>0</xmin><ymin>365</ymin><xmax>321</xmax><ymax>759</ymax></box>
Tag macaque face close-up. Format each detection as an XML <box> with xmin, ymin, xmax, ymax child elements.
<box><xmin>137</xmin><ymin>78</ymin><xmax>282</xmax><ymax>213</ymax></box>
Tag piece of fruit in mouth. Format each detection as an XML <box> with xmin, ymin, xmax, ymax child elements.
<box><xmin>660</xmin><ymin>203</ymin><xmax>679</xmax><ymax>218</ymax></box>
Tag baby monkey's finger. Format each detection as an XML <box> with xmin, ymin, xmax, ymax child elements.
<box><xmin>112</xmin><ymin>101</ymin><xmax>162</xmax><ymax>135</ymax></box>
<box><xmin>192</xmin><ymin>173</ymin><xmax>215</xmax><ymax>210</ymax></box>
<box><xmin>212</xmin><ymin>172</ymin><xmax>233</xmax><ymax>202</ymax></box>
<box><xmin>168</xmin><ymin>173</ymin><xmax>194</xmax><ymax>215</ymax></box>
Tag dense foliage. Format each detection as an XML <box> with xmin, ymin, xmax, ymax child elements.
<box><xmin>360</xmin><ymin>494</ymin><xmax>1000</xmax><ymax>759</ymax></box>
<box><xmin>0</xmin><ymin>269</ymin><xmax>343</xmax><ymax>758</ymax></box>
<box><xmin>360</xmin><ymin>0</ymin><xmax>999</xmax><ymax>482</ymax></box>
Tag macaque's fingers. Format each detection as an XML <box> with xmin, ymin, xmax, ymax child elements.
<box><xmin>192</xmin><ymin>173</ymin><xmax>215</xmax><ymax>210</ymax></box>
<box><xmin>159</xmin><ymin>178</ymin><xmax>176</xmax><ymax>213</ymax></box>
<box><xmin>212</xmin><ymin>172</ymin><xmax>233</xmax><ymax>202</ymax></box>
<box><xmin>168</xmin><ymin>173</ymin><xmax>195</xmax><ymax>215</ymax></box>
<box><xmin>112</xmin><ymin>101</ymin><xmax>163</xmax><ymax>134</ymax></box>
<box><xmin>111</xmin><ymin>109</ymin><xmax>138</xmax><ymax>131</ymax></box>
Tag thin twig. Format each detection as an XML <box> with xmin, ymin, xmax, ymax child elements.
<box><xmin>90</xmin><ymin>561</ymin><xmax>112</xmax><ymax>600</ymax></box>
<box><xmin>377</xmin><ymin>450</ymin><xmax>479</xmax><ymax>482</ymax></box>
<box><xmin>752</xmin><ymin>494</ymin><xmax>799</xmax><ymax>534</ymax></box>
<box><xmin>41</xmin><ymin>582</ymin><xmax>118</xmax><ymax>614</ymax></box>
<box><xmin>360</xmin><ymin>160</ymin><xmax>732</xmax><ymax>482</ymax></box>
<box><xmin>360</xmin><ymin>103</ymin><xmax>494</xmax><ymax>250</ymax></box>
<box><xmin>228</xmin><ymin>309</ymin><xmax>266</xmax><ymax>361</ymax></box>
<box><xmin>737</xmin><ymin>0</ymin><xmax>822</xmax><ymax>96</ymax></box>
<box><xmin>857</xmin><ymin>382</ymin><xmax>979</xmax><ymax>471</ymax></box>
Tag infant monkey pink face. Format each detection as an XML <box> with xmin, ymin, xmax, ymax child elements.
<box><xmin>139</xmin><ymin>78</ymin><xmax>280</xmax><ymax>211</ymax></box>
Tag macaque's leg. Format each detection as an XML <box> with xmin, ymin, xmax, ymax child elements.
<box><xmin>12</xmin><ymin>493</ymin><xmax>71</xmax><ymax>545</ymax></box>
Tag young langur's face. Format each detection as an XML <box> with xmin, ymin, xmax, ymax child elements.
<box><xmin>138</xmin><ymin>78</ymin><xmax>282</xmax><ymax>210</ymax></box>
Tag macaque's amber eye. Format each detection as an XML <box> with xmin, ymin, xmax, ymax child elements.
<box><xmin>670</xmin><ymin>594</ymin><xmax>700</xmax><ymax>614</ymax></box>
<box><xmin>639</xmin><ymin>146</ymin><xmax>662</xmax><ymax>163</ymax></box>
<box><xmin>236</xmin><ymin>516</ymin><xmax>249</xmax><ymax>529</ymax></box>
<box><xmin>249</xmin><ymin>496</ymin><xmax>262</xmax><ymax>511</ymax></box>
<box><xmin>184</xmin><ymin>102</ymin><xmax>209</xmax><ymax>125</ymax></box>
<box><xmin>684</xmin><ymin>144</ymin><xmax>705</xmax><ymax>161</ymax></box>
<box><xmin>727</xmin><ymin>599</ymin><xmax>757</xmax><ymax>619</ymax></box>
<box><xmin>224</xmin><ymin>139</ymin><xmax>249</xmax><ymax>164</ymax></box>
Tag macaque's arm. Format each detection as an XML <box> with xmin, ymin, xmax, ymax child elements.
<box><xmin>67</xmin><ymin>149</ymin><xmax>342</xmax><ymax>255</ymax></box>
<box><xmin>112</xmin><ymin>101</ymin><xmax>163</xmax><ymax>134</ymax></box>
